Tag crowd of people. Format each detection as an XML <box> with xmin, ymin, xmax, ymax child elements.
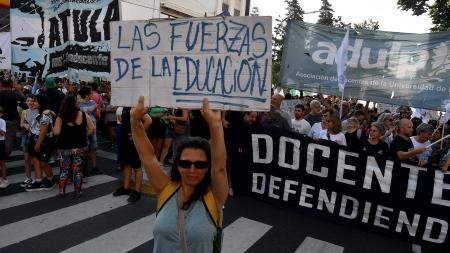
<box><xmin>267</xmin><ymin>93</ymin><xmax>449</xmax><ymax>170</ymax></box>
<box><xmin>0</xmin><ymin>71</ymin><xmax>449</xmax><ymax>200</ymax></box>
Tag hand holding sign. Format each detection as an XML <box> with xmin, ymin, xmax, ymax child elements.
<box><xmin>131</xmin><ymin>96</ymin><xmax>150</xmax><ymax>126</ymax></box>
<box><xmin>201</xmin><ymin>98</ymin><xmax>222</xmax><ymax>127</ymax></box>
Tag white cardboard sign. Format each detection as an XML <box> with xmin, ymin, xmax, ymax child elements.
<box><xmin>110</xmin><ymin>16</ymin><xmax>272</xmax><ymax>111</ymax></box>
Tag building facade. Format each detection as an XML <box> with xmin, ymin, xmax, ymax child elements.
<box><xmin>119</xmin><ymin>0</ymin><xmax>250</xmax><ymax>20</ymax></box>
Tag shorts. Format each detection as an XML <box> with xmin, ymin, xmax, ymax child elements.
<box><xmin>165</xmin><ymin>127</ymin><xmax>176</xmax><ymax>139</ymax></box>
<box><xmin>28</xmin><ymin>134</ymin><xmax>53</xmax><ymax>162</ymax></box>
<box><xmin>0</xmin><ymin>140</ymin><xmax>5</xmax><ymax>160</ymax></box>
<box><xmin>148</xmin><ymin>119</ymin><xmax>166</xmax><ymax>139</ymax></box>
<box><xmin>21</xmin><ymin>135</ymin><xmax>29</xmax><ymax>153</ymax></box>
<box><xmin>88</xmin><ymin>132</ymin><xmax>98</xmax><ymax>150</ymax></box>
<box><xmin>119</xmin><ymin>137</ymin><xmax>141</xmax><ymax>169</ymax></box>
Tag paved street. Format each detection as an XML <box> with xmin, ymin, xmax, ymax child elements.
<box><xmin>0</xmin><ymin>136</ymin><xmax>443</xmax><ymax>253</ymax></box>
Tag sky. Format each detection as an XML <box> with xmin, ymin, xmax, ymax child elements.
<box><xmin>250</xmin><ymin>0</ymin><xmax>433</xmax><ymax>34</ymax></box>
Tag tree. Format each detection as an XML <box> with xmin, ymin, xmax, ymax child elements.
<box><xmin>317</xmin><ymin>0</ymin><xmax>334</xmax><ymax>27</ymax></box>
<box><xmin>332</xmin><ymin>16</ymin><xmax>350</xmax><ymax>28</ymax></box>
<box><xmin>428</xmin><ymin>0</ymin><xmax>450</xmax><ymax>32</ymax></box>
<box><xmin>354</xmin><ymin>19</ymin><xmax>379</xmax><ymax>30</ymax></box>
<box><xmin>272</xmin><ymin>0</ymin><xmax>304</xmax><ymax>85</ymax></box>
<box><xmin>397</xmin><ymin>0</ymin><xmax>449</xmax><ymax>32</ymax></box>
<box><xmin>250</xmin><ymin>6</ymin><xmax>259</xmax><ymax>16</ymax></box>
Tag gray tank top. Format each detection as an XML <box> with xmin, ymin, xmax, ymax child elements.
<box><xmin>153</xmin><ymin>190</ymin><xmax>216</xmax><ymax>253</ymax></box>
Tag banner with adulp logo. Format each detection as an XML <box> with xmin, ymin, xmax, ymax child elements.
<box><xmin>280</xmin><ymin>21</ymin><xmax>450</xmax><ymax>111</ymax></box>
<box><xmin>0</xmin><ymin>32</ymin><xmax>11</xmax><ymax>69</ymax></box>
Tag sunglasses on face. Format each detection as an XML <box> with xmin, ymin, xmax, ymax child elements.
<box><xmin>178</xmin><ymin>160</ymin><xmax>209</xmax><ymax>170</ymax></box>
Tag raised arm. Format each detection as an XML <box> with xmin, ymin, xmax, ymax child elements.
<box><xmin>85</xmin><ymin>112</ymin><xmax>94</xmax><ymax>136</ymax></box>
<box><xmin>53</xmin><ymin>117</ymin><xmax>62</xmax><ymax>136</ymax></box>
<box><xmin>201</xmin><ymin>99</ymin><xmax>228</xmax><ymax>208</ymax></box>
<box><xmin>131</xmin><ymin>96</ymin><xmax>170</xmax><ymax>194</ymax></box>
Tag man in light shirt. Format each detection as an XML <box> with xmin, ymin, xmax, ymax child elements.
<box><xmin>291</xmin><ymin>104</ymin><xmax>311</xmax><ymax>135</ymax></box>
<box><xmin>410</xmin><ymin>123</ymin><xmax>434</xmax><ymax>166</ymax></box>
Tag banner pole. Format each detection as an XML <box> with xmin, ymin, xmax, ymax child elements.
<box><xmin>339</xmin><ymin>90</ymin><xmax>344</xmax><ymax>119</ymax></box>
<box><xmin>426</xmin><ymin>134</ymin><xmax>450</xmax><ymax>149</ymax></box>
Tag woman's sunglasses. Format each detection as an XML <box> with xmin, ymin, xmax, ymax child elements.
<box><xmin>178</xmin><ymin>160</ymin><xmax>209</xmax><ymax>170</ymax></box>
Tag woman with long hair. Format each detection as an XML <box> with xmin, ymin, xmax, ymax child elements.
<box><xmin>321</xmin><ymin>114</ymin><xmax>346</xmax><ymax>146</ymax></box>
<box><xmin>131</xmin><ymin>96</ymin><xmax>227</xmax><ymax>252</ymax></box>
<box><xmin>53</xmin><ymin>95</ymin><xmax>94</xmax><ymax>197</ymax></box>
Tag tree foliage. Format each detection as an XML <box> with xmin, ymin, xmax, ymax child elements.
<box><xmin>397</xmin><ymin>0</ymin><xmax>449</xmax><ymax>32</ymax></box>
<box><xmin>250</xmin><ymin>7</ymin><xmax>259</xmax><ymax>16</ymax></box>
<box><xmin>397</xmin><ymin>0</ymin><xmax>429</xmax><ymax>15</ymax></box>
<box><xmin>332</xmin><ymin>16</ymin><xmax>350</xmax><ymax>28</ymax></box>
<box><xmin>354</xmin><ymin>19</ymin><xmax>379</xmax><ymax>30</ymax></box>
<box><xmin>317</xmin><ymin>0</ymin><xmax>334</xmax><ymax>26</ymax></box>
<box><xmin>272</xmin><ymin>0</ymin><xmax>304</xmax><ymax>85</ymax></box>
<box><xmin>429</xmin><ymin>0</ymin><xmax>450</xmax><ymax>32</ymax></box>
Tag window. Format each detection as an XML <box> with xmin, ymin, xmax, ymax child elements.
<box><xmin>222</xmin><ymin>3</ymin><xmax>229</xmax><ymax>11</ymax></box>
<box><xmin>234</xmin><ymin>9</ymin><xmax>240</xmax><ymax>16</ymax></box>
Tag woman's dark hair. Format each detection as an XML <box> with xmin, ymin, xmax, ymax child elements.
<box><xmin>79</xmin><ymin>86</ymin><xmax>92</xmax><ymax>99</ymax></box>
<box><xmin>59</xmin><ymin>95</ymin><xmax>79</xmax><ymax>124</ymax></box>
<box><xmin>35</xmin><ymin>93</ymin><xmax>50</xmax><ymax>114</ymax></box>
<box><xmin>121</xmin><ymin>107</ymin><xmax>132</xmax><ymax>133</ymax></box>
<box><xmin>327</xmin><ymin>114</ymin><xmax>342</xmax><ymax>134</ymax></box>
<box><xmin>170</xmin><ymin>137</ymin><xmax>212</xmax><ymax>210</ymax></box>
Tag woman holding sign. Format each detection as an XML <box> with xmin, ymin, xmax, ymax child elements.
<box><xmin>131</xmin><ymin>96</ymin><xmax>228</xmax><ymax>253</ymax></box>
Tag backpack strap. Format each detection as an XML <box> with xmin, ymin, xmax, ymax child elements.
<box><xmin>156</xmin><ymin>181</ymin><xmax>180</xmax><ymax>214</ymax></box>
<box><xmin>156</xmin><ymin>181</ymin><xmax>223</xmax><ymax>228</ymax></box>
<box><xmin>203</xmin><ymin>188</ymin><xmax>223</xmax><ymax>228</ymax></box>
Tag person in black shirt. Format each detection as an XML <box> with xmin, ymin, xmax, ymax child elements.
<box><xmin>0</xmin><ymin>79</ymin><xmax>26</xmax><ymax>157</ymax></box>
<box><xmin>362</xmin><ymin>122</ymin><xmax>389</xmax><ymax>159</ymax></box>
<box><xmin>345</xmin><ymin>117</ymin><xmax>366</xmax><ymax>151</ymax></box>
<box><xmin>390</xmin><ymin>119</ymin><xmax>426</xmax><ymax>163</ymax></box>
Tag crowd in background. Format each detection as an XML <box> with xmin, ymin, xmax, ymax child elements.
<box><xmin>0</xmin><ymin>70</ymin><xmax>449</xmax><ymax>199</ymax></box>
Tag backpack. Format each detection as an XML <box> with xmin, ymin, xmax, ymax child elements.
<box><xmin>156</xmin><ymin>181</ymin><xmax>223</xmax><ymax>228</ymax></box>
<box><xmin>91</xmin><ymin>92</ymin><xmax>103</xmax><ymax>120</ymax></box>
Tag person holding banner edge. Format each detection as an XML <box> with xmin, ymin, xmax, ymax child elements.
<box><xmin>131</xmin><ymin>96</ymin><xmax>228</xmax><ymax>253</ymax></box>
<box><xmin>390</xmin><ymin>118</ymin><xmax>426</xmax><ymax>164</ymax></box>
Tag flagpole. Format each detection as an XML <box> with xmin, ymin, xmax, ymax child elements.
<box><xmin>340</xmin><ymin>90</ymin><xmax>344</xmax><ymax>119</ymax></box>
<box><xmin>337</xmin><ymin>26</ymin><xmax>350</xmax><ymax>119</ymax></box>
<box><xmin>426</xmin><ymin>134</ymin><xmax>449</xmax><ymax>149</ymax></box>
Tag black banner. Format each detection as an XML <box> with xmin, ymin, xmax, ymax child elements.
<box><xmin>10</xmin><ymin>0</ymin><xmax>119</xmax><ymax>78</ymax></box>
<box><xmin>241</xmin><ymin>127</ymin><xmax>450</xmax><ymax>250</ymax></box>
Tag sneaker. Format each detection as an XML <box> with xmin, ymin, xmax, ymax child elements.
<box><xmin>20</xmin><ymin>178</ymin><xmax>33</xmax><ymax>188</ymax></box>
<box><xmin>42</xmin><ymin>178</ymin><xmax>55</xmax><ymax>190</ymax></box>
<box><xmin>113</xmin><ymin>186</ymin><xmax>130</xmax><ymax>196</ymax></box>
<box><xmin>26</xmin><ymin>181</ymin><xmax>44</xmax><ymax>191</ymax></box>
<box><xmin>127</xmin><ymin>190</ymin><xmax>141</xmax><ymax>203</ymax></box>
<box><xmin>0</xmin><ymin>179</ymin><xmax>9</xmax><ymax>189</ymax></box>
<box><xmin>91</xmin><ymin>167</ymin><xmax>103</xmax><ymax>175</ymax></box>
<box><xmin>74</xmin><ymin>190</ymin><xmax>82</xmax><ymax>198</ymax></box>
